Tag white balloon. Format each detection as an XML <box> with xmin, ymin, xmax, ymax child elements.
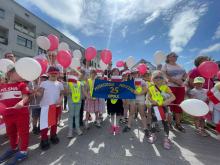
<box><xmin>73</xmin><ymin>49</ymin><xmax>82</xmax><ymax>59</ymax></box>
<box><xmin>126</xmin><ymin>56</ymin><xmax>135</xmax><ymax>68</ymax></box>
<box><xmin>99</xmin><ymin>60</ymin><xmax>108</xmax><ymax>70</ymax></box>
<box><xmin>154</xmin><ymin>50</ymin><xmax>166</xmax><ymax>65</ymax></box>
<box><xmin>15</xmin><ymin>58</ymin><xmax>42</xmax><ymax>81</ymax></box>
<box><xmin>0</xmin><ymin>59</ymin><xmax>14</xmax><ymax>73</ymax></box>
<box><xmin>58</xmin><ymin>42</ymin><xmax>69</xmax><ymax>51</ymax></box>
<box><xmin>180</xmin><ymin>99</ymin><xmax>209</xmax><ymax>117</ymax></box>
<box><xmin>70</xmin><ymin>58</ymin><xmax>81</xmax><ymax>69</ymax></box>
<box><xmin>36</xmin><ymin>36</ymin><xmax>50</xmax><ymax>50</ymax></box>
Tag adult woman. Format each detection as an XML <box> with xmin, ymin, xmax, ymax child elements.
<box><xmin>162</xmin><ymin>52</ymin><xmax>187</xmax><ymax>132</ymax></box>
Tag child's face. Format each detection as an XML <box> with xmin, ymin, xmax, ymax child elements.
<box><xmin>153</xmin><ymin>76</ymin><xmax>164</xmax><ymax>86</ymax></box>
<box><xmin>9</xmin><ymin>71</ymin><xmax>23</xmax><ymax>82</ymax></box>
<box><xmin>194</xmin><ymin>83</ymin><xmax>203</xmax><ymax>89</ymax></box>
<box><xmin>112</xmin><ymin>70</ymin><xmax>120</xmax><ymax>76</ymax></box>
<box><xmin>143</xmin><ymin>73</ymin><xmax>151</xmax><ymax>81</ymax></box>
<box><xmin>49</xmin><ymin>73</ymin><xmax>58</xmax><ymax>81</ymax></box>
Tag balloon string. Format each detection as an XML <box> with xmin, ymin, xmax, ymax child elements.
<box><xmin>31</xmin><ymin>81</ymin><xmax>37</xmax><ymax>105</ymax></box>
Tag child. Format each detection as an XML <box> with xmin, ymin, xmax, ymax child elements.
<box><xmin>66</xmin><ymin>69</ymin><xmax>86</xmax><ymax>138</ymax></box>
<box><xmin>0</xmin><ymin>66</ymin><xmax>30</xmax><ymax>164</ymax></box>
<box><xmin>189</xmin><ymin>77</ymin><xmax>209</xmax><ymax>137</ymax></box>
<box><xmin>38</xmin><ymin>66</ymin><xmax>64</xmax><ymax>150</ymax></box>
<box><xmin>147</xmin><ymin>71</ymin><xmax>175</xmax><ymax>149</ymax></box>
<box><xmin>106</xmin><ymin>68</ymin><xmax>124</xmax><ymax>127</ymax></box>
<box><xmin>123</xmin><ymin>68</ymin><xmax>148</xmax><ymax>133</ymax></box>
<box><xmin>120</xmin><ymin>70</ymin><xmax>131</xmax><ymax>124</ymax></box>
<box><xmin>84</xmin><ymin>69</ymin><xmax>103</xmax><ymax>129</ymax></box>
<box><xmin>207</xmin><ymin>82</ymin><xmax>220</xmax><ymax>133</ymax></box>
<box><xmin>29</xmin><ymin>74</ymin><xmax>48</xmax><ymax>135</ymax></box>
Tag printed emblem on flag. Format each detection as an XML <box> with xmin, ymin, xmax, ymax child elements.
<box><xmin>40</xmin><ymin>104</ymin><xmax>57</xmax><ymax>130</ymax></box>
<box><xmin>153</xmin><ymin>106</ymin><xmax>166</xmax><ymax>121</ymax></box>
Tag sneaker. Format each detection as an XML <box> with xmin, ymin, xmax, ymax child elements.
<box><xmin>0</xmin><ymin>149</ymin><xmax>18</xmax><ymax>163</ymax></box>
<box><xmin>40</xmin><ymin>140</ymin><xmax>50</xmax><ymax>150</ymax></box>
<box><xmin>88</xmin><ymin>114</ymin><xmax>92</xmax><ymax>121</ymax></box>
<box><xmin>147</xmin><ymin>133</ymin><xmax>157</xmax><ymax>144</ymax></box>
<box><xmin>84</xmin><ymin>121</ymin><xmax>89</xmax><ymax>129</ymax></box>
<box><xmin>7</xmin><ymin>151</ymin><xmax>28</xmax><ymax>165</ymax></box>
<box><xmin>144</xmin><ymin>129</ymin><xmax>150</xmax><ymax>137</ymax></box>
<box><xmin>32</xmin><ymin>126</ymin><xmax>39</xmax><ymax>135</ymax></box>
<box><xmin>76</xmin><ymin>128</ymin><xmax>83</xmax><ymax>136</ymax></box>
<box><xmin>175</xmin><ymin>124</ymin><xmax>186</xmax><ymax>133</ymax></box>
<box><xmin>123</xmin><ymin>126</ymin><xmax>131</xmax><ymax>133</ymax></box>
<box><xmin>169</xmin><ymin>124</ymin><xmax>174</xmax><ymax>131</ymax></box>
<box><xmin>67</xmin><ymin>129</ymin><xmax>73</xmax><ymax>138</ymax></box>
<box><xmin>163</xmin><ymin>137</ymin><xmax>171</xmax><ymax>150</ymax></box>
<box><xmin>58</xmin><ymin>121</ymin><xmax>65</xmax><ymax>127</ymax></box>
<box><xmin>94</xmin><ymin>121</ymin><xmax>101</xmax><ymax>128</ymax></box>
<box><xmin>50</xmin><ymin>135</ymin><xmax>60</xmax><ymax>144</ymax></box>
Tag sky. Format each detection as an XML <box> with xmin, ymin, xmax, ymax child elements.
<box><xmin>16</xmin><ymin>0</ymin><xmax>220</xmax><ymax>70</ymax></box>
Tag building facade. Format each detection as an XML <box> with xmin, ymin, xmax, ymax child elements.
<box><xmin>131</xmin><ymin>59</ymin><xmax>156</xmax><ymax>71</ymax></box>
<box><xmin>0</xmin><ymin>0</ymin><xmax>84</xmax><ymax>59</ymax></box>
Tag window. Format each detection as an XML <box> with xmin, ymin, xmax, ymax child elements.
<box><xmin>0</xmin><ymin>9</ymin><xmax>5</xmax><ymax>19</ymax></box>
<box><xmin>38</xmin><ymin>47</ymin><xmax>46</xmax><ymax>54</ymax></box>
<box><xmin>17</xmin><ymin>35</ymin><xmax>32</xmax><ymax>49</ymax></box>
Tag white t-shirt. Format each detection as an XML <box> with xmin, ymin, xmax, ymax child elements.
<box><xmin>162</xmin><ymin>63</ymin><xmax>186</xmax><ymax>87</ymax></box>
<box><xmin>189</xmin><ymin>88</ymin><xmax>208</xmax><ymax>102</ymax></box>
<box><xmin>40</xmin><ymin>80</ymin><xmax>64</xmax><ymax>106</ymax></box>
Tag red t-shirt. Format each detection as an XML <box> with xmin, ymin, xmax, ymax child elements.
<box><xmin>188</xmin><ymin>67</ymin><xmax>214</xmax><ymax>89</ymax></box>
<box><xmin>0</xmin><ymin>82</ymin><xmax>30</xmax><ymax>116</ymax></box>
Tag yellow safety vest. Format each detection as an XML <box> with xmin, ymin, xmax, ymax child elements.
<box><xmin>68</xmin><ymin>81</ymin><xmax>81</xmax><ymax>103</ymax></box>
<box><xmin>110</xmin><ymin>99</ymin><xmax>118</xmax><ymax>104</ymax></box>
<box><xmin>148</xmin><ymin>84</ymin><xmax>168</xmax><ymax>106</ymax></box>
<box><xmin>88</xmin><ymin>78</ymin><xmax>94</xmax><ymax>97</ymax></box>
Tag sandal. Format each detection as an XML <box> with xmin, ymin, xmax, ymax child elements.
<box><xmin>175</xmin><ymin>124</ymin><xmax>186</xmax><ymax>133</ymax></box>
<box><xmin>163</xmin><ymin>138</ymin><xmax>171</xmax><ymax>150</ymax></box>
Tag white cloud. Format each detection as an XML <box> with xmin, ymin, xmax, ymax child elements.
<box><xmin>121</xmin><ymin>26</ymin><xmax>128</xmax><ymax>38</ymax></box>
<box><xmin>212</xmin><ymin>24</ymin><xmax>220</xmax><ymax>40</ymax></box>
<box><xmin>200</xmin><ymin>43</ymin><xmax>220</xmax><ymax>54</ymax></box>
<box><xmin>144</xmin><ymin>10</ymin><xmax>160</xmax><ymax>25</ymax></box>
<box><xmin>20</xmin><ymin>0</ymin><xmax>180</xmax><ymax>36</ymax></box>
<box><xmin>144</xmin><ymin>35</ymin><xmax>155</xmax><ymax>45</ymax></box>
<box><xmin>169</xmin><ymin>4</ymin><xmax>208</xmax><ymax>53</ymax></box>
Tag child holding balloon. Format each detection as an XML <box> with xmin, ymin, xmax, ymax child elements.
<box><xmin>0</xmin><ymin>66</ymin><xmax>30</xmax><ymax>164</ymax></box>
<box><xmin>189</xmin><ymin>77</ymin><xmax>210</xmax><ymax>137</ymax></box>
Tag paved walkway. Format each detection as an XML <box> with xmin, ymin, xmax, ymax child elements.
<box><xmin>1</xmin><ymin>112</ymin><xmax>220</xmax><ymax>165</ymax></box>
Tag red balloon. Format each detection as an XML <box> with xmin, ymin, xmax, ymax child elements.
<box><xmin>48</xmin><ymin>34</ymin><xmax>59</xmax><ymax>51</ymax></box>
<box><xmin>36</xmin><ymin>58</ymin><xmax>48</xmax><ymax>75</ymax></box>
<box><xmin>85</xmin><ymin>47</ymin><xmax>97</xmax><ymax>61</ymax></box>
<box><xmin>116</xmin><ymin>60</ymin><xmax>125</xmax><ymax>67</ymax></box>
<box><xmin>56</xmin><ymin>50</ymin><xmax>72</xmax><ymax>68</ymax></box>
<box><xmin>198</xmin><ymin>61</ymin><xmax>219</xmax><ymax>79</ymax></box>
<box><xmin>137</xmin><ymin>63</ymin><xmax>147</xmax><ymax>75</ymax></box>
<box><xmin>101</xmin><ymin>49</ymin><xmax>112</xmax><ymax>64</ymax></box>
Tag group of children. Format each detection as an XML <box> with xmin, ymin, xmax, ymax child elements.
<box><xmin>1</xmin><ymin>60</ymin><xmax>220</xmax><ymax>164</ymax></box>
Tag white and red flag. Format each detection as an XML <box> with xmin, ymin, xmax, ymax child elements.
<box><xmin>153</xmin><ymin>106</ymin><xmax>166</xmax><ymax>121</ymax></box>
<box><xmin>40</xmin><ymin>104</ymin><xmax>57</xmax><ymax>130</ymax></box>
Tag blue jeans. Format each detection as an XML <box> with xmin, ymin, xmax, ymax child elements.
<box><xmin>68</xmin><ymin>101</ymin><xmax>81</xmax><ymax>129</ymax></box>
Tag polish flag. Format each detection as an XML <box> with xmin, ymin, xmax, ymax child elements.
<box><xmin>67</xmin><ymin>75</ymin><xmax>78</xmax><ymax>83</ymax></box>
<box><xmin>207</xmin><ymin>89</ymin><xmax>220</xmax><ymax>105</ymax></box>
<box><xmin>40</xmin><ymin>104</ymin><xmax>57</xmax><ymax>130</ymax></box>
<box><xmin>153</xmin><ymin>106</ymin><xmax>166</xmax><ymax>121</ymax></box>
<box><xmin>111</xmin><ymin>76</ymin><xmax>122</xmax><ymax>82</ymax></box>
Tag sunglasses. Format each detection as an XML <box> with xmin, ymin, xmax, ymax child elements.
<box><xmin>154</xmin><ymin>76</ymin><xmax>164</xmax><ymax>80</ymax></box>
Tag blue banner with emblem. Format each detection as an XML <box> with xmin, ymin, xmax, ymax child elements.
<box><xmin>92</xmin><ymin>79</ymin><xmax>136</xmax><ymax>99</ymax></box>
